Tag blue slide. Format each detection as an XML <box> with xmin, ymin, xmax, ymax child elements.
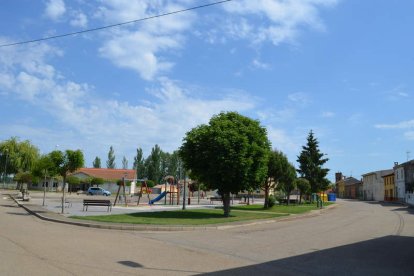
<box><xmin>149</xmin><ymin>191</ymin><xmax>167</xmax><ymax>205</ymax></box>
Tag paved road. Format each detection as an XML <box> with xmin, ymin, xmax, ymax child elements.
<box><xmin>1</xmin><ymin>193</ymin><xmax>413</xmax><ymax>275</ymax></box>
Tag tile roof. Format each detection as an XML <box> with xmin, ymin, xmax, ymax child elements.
<box><xmin>344</xmin><ymin>177</ymin><xmax>362</xmax><ymax>186</ymax></box>
<box><xmin>71</xmin><ymin>168</ymin><xmax>136</xmax><ymax>180</ymax></box>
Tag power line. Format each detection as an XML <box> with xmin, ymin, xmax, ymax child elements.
<box><xmin>0</xmin><ymin>0</ymin><xmax>233</xmax><ymax>48</ymax></box>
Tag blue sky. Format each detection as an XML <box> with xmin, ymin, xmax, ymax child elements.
<box><xmin>1</xmin><ymin>0</ymin><xmax>413</xmax><ymax>181</ymax></box>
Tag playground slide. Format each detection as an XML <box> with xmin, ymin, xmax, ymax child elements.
<box><xmin>149</xmin><ymin>191</ymin><xmax>167</xmax><ymax>205</ymax></box>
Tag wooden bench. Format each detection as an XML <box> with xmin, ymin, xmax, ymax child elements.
<box><xmin>209</xmin><ymin>197</ymin><xmax>222</xmax><ymax>204</ymax></box>
<box><xmin>83</xmin><ymin>199</ymin><xmax>112</xmax><ymax>212</ymax></box>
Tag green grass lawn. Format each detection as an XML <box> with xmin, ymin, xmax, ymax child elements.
<box><xmin>231</xmin><ymin>202</ymin><xmax>334</xmax><ymax>214</ymax></box>
<box><xmin>70</xmin><ymin>209</ymin><xmax>288</xmax><ymax>225</ymax></box>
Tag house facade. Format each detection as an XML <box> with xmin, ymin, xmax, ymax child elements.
<box><xmin>344</xmin><ymin>177</ymin><xmax>362</xmax><ymax>199</ymax></box>
<box><xmin>382</xmin><ymin>171</ymin><xmax>396</xmax><ymax>201</ymax></box>
<box><xmin>362</xmin><ymin>169</ymin><xmax>392</xmax><ymax>201</ymax></box>
<box><xmin>70</xmin><ymin>168</ymin><xmax>137</xmax><ymax>194</ymax></box>
<box><xmin>394</xmin><ymin>160</ymin><xmax>414</xmax><ymax>203</ymax></box>
<box><xmin>335</xmin><ymin>172</ymin><xmax>361</xmax><ymax>199</ymax></box>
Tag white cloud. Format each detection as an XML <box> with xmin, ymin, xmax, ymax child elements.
<box><xmin>96</xmin><ymin>0</ymin><xmax>195</xmax><ymax>80</ymax></box>
<box><xmin>0</xmin><ymin>41</ymin><xmax>257</xmax><ymax>160</ymax></box>
<box><xmin>321</xmin><ymin>111</ymin><xmax>335</xmax><ymax>118</ymax></box>
<box><xmin>252</xmin><ymin>59</ymin><xmax>271</xmax><ymax>70</ymax></box>
<box><xmin>221</xmin><ymin>0</ymin><xmax>339</xmax><ymax>45</ymax></box>
<box><xmin>404</xmin><ymin>131</ymin><xmax>414</xmax><ymax>140</ymax></box>
<box><xmin>288</xmin><ymin>92</ymin><xmax>309</xmax><ymax>105</ymax></box>
<box><xmin>375</xmin><ymin>120</ymin><xmax>414</xmax><ymax>129</ymax></box>
<box><xmin>70</xmin><ymin>11</ymin><xmax>88</xmax><ymax>28</ymax></box>
<box><xmin>45</xmin><ymin>0</ymin><xmax>66</xmax><ymax>21</ymax></box>
<box><xmin>99</xmin><ymin>31</ymin><xmax>182</xmax><ymax>80</ymax></box>
<box><xmin>267</xmin><ymin>126</ymin><xmax>300</xmax><ymax>154</ymax></box>
<box><xmin>386</xmin><ymin>84</ymin><xmax>410</xmax><ymax>101</ymax></box>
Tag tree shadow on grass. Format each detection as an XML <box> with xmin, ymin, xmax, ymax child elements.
<box><xmin>124</xmin><ymin>210</ymin><xmax>231</xmax><ymax>220</ymax></box>
<box><xmin>199</xmin><ymin>236</ymin><xmax>414</xmax><ymax>276</ymax></box>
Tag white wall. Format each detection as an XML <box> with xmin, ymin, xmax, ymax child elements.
<box><xmin>406</xmin><ymin>192</ymin><xmax>414</xmax><ymax>206</ymax></box>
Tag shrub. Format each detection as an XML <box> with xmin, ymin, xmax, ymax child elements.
<box><xmin>268</xmin><ymin>195</ymin><xmax>276</xmax><ymax>208</ymax></box>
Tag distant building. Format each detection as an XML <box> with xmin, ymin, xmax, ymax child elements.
<box><xmin>394</xmin><ymin>160</ymin><xmax>414</xmax><ymax>203</ymax></box>
<box><xmin>362</xmin><ymin>169</ymin><xmax>392</xmax><ymax>201</ymax></box>
<box><xmin>335</xmin><ymin>172</ymin><xmax>361</xmax><ymax>199</ymax></box>
<box><xmin>382</xmin><ymin>171</ymin><xmax>396</xmax><ymax>201</ymax></box>
<box><xmin>70</xmin><ymin>168</ymin><xmax>137</xmax><ymax>193</ymax></box>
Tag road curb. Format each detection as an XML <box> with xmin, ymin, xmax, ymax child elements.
<box><xmin>7</xmin><ymin>194</ymin><xmax>338</xmax><ymax>231</ymax></box>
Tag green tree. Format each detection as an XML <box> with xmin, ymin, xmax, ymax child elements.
<box><xmin>0</xmin><ymin>137</ymin><xmax>39</xmax><ymax>178</ymax></box>
<box><xmin>66</xmin><ymin>175</ymin><xmax>80</xmax><ymax>190</ymax></box>
<box><xmin>133</xmin><ymin>148</ymin><xmax>145</xmax><ymax>179</ymax></box>
<box><xmin>106</xmin><ymin>146</ymin><xmax>116</xmax><ymax>169</ymax></box>
<box><xmin>297</xmin><ymin>130</ymin><xmax>330</xmax><ymax>193</ymax></box>
<box><xmin>276</xmin><ymin>160</ymin><xmax>297</xmax><ymax>205</ymax></box>
<box><xmin>14</xmin><ymin>171</ymin><xmax>34</xmax><ymax>186</ymax></box>
<box><xmin>295</xmin><ymin>177</ymin><xmax>311</xmax><ymax>204</ymax></box>
<box><xmin>146</xmin><ymin>144</ymin><xmax>162</xmax><ymax>184</ymax></box>
<box><xmin>122</xmin><ymin>156</ymin><xmax>128</xmax><ymax>169</ymax></box>
<box><xmin>180</xmin><ymin>112</ymin><xmax>270</xmax><ymax>217</ymax></box>
<box><xmin>92</xmin><ymin>157</ymin><xmax>101</xmax><ymax>168</ymax></box>
<box><xmin>49</xmin><ymin>149</ymin><xmax>84</xmax><ymax>214</ymax></box>
<box><xmin>91</xmin><ymin>177</ymin><xmax>104</xmax><ymax>186</ymax></box>
<box><xmin>263</xmin><ymin>150</ymin><xmax>293</xmax><ymax>208</ymax></box>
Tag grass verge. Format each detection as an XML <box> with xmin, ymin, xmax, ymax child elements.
<box><xmin>70</xmin><ymin>208</ymin><xmax>288</xmax><ymax>225</ymax></box>
<box><xmin>231</xmin><ymin>202</ymin><xmax>334</xmax><ymax>214</ymax></box>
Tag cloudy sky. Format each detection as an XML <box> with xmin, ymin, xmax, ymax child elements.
<box><xmin>1</xmin><ymin>0</ymin><xmax>413</xmax><ymax>181</ymax></box>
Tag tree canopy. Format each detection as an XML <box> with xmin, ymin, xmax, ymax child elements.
<box><xmin>297</xmin><ymin>130</ymin><xmax>329</xmax><ymax>193</ymax></box>
<box><xmin>180</xmin><ymin>112</ymin><xmax>270</xmax><ymax>216</ymax></box>
<box><xmin>0</xmin><ymin>137</ymin><xmax>39</xmax><ymax>176</ymax></box>
<box><xmin>49</xmin><ymin>149</ymin><xmax>84</xmax><ymax>213</ymax></box>
<box><xmin>263</xmin><ymin>150</ymin><xmax>295</xmax><ymax>207</ymax></box>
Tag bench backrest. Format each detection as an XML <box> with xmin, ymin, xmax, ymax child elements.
<box><xmin>83</xmin><ymin>199</ymin><xmax>111</xmax><ymax>204</ymax></box>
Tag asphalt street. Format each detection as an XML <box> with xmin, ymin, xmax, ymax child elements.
<box><xmin>1</xmin><ymin>191</ymin><xmax>413</xmax><ymax>275</ymax></box>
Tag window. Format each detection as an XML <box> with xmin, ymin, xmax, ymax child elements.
<box><xmin>42</xmin><ymin>182</ymin><xmax>48</xmax><ymax>187</ymax></box>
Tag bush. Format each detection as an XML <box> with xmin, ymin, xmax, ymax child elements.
<box><xmin>268</xmin><ymin>195</ymin><xmax>276</xmax><ymax>208</ymax></box>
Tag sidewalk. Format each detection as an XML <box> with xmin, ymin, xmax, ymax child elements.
<box><xmin>2</xmin><ymin>190</ymin><xmax>334</xmax><ymax>231</ymax></box>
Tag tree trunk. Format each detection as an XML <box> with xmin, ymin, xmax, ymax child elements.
<box><xmin>264</xmin><ymin>185</ymin><xmax>269</xmax><ymax>209</ymax></box>
<box><xmin>299</xmin><ymin>191</ymin><xmax>303</xmax><ymax>204</ymax></box>
<box><xmin>286</xmin><ymin>191</ymin><xmax>290</xmax><ymax>206</ymax></box>
<box><xmin>61</xmin><ymin>175</ymin><xmax>66</xmax><ymax>214</ymax></box>
<box><xmin>222</xmin><ymin>192</ymin><xmax>231</xmax><ymax>217</ymax></box>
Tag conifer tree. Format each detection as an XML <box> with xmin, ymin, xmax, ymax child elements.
<box><xmin>92</xmin><ymin>157</ymin><xmax>101</xmax><ymax>168</ymax></box>
<box><xmin>106</xmin><ymin>146</ymin><xmax>116</xmax><ymax>169</ymax></box>
<box><xmin>297</xmin><ymin>130</ymin><xmax>329</xmax><ymax>193</ymax></box>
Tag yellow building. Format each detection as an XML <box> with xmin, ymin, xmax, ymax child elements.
<box><xmin>382</xmin><ymin>172</ymin><xmax>395</xmax><ymax>201</ymax></box>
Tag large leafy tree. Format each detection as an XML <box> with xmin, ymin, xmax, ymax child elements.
<box><xmin>49</xmin><ymin>150</ymin><xmax>84</xmax><ymax>214</ymax></box>
<box><xmin>106</xmin><ymin>146</ymin><xmax>116</xmax><ymax>169</ymax></box>
<box><xmin>295</xmin><ymin>178</ymin><xmax>311</xmax><ymax>204</ymax></box>
<box><xmin>297</xmin><ymin>130</ymin><xmax>330</xmax><ymax>193</ymax></box>
<box><xmin>263</xmin><ymin>150</ymin><xmax>294</xmax><ymax>208</ymax></box>
<box><xmin>92</xmin><ymin>157</ymin><xmax>101</xmax><ymax>168</ymax></box>
<box><xmin>0</xmin><ymin>137</ymin><xmax>39</xmax><ymax>178</ymax></box>
<box><xmin>275</xmin><ymin>156</ymin><xmax>297</xmax><ymax>205</ymax></box>
<box><xmin>180</xmin><ymin>112</ymin><xmax>270</xmax><ymax>217</ymax></box>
